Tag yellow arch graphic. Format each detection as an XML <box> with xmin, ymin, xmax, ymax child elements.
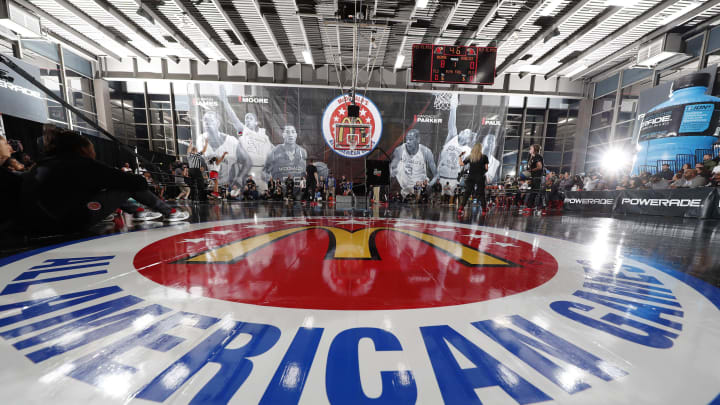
<box><xmin>183</xmin><ymin>226</ymin><xmax>511</xmax><ymax>267</ymax></box>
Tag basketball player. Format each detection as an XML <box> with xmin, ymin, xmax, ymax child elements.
<box><xmin>390</xmin><ymin>129</ymin><xmax>437</xmax><ymax>197</ymax></box>
<box><xmin>194</xmin><ymin>110</ymin><xmax>251</xmax><ymax>188</ymax></box>
<box><xmin>263</xmin><ymin>125</ymin><xmax>308</xmax><ymax>181</ymax></box>
<box><xmin>436</xmin><ymin>93</ymin><xmax>476</xmax><ymax>194</ymax></box>
<box><xmin>220</xmin><ymin>86</ymin><xmax>273</xmax><ymax>190</ymax></box>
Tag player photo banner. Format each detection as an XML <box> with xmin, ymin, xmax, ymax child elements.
<box><xmin>187</xmin><ymin>84</ymin><xmax>507</xmax><ymax>193</ymax></box>
<box><xmin>322</xmin><ymin>94</ymin><xmax>383</xmax><ymax>158</ymax></box>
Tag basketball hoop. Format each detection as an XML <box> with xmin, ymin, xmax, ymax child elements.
<box><xmin>433</xmin><ymin>91</ymin><xmax>454</xmax><ymax>111</ymax></box>
<box><xmin>333</xmin><ymin>122</ymin><xmax>372</xmax><ymax>154</ymax></box>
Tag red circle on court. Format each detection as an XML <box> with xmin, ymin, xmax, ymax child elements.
<box><xmin>133</xmin><ymin>218</ymin><xmax>558</xmax><ymax>310</ymax></box>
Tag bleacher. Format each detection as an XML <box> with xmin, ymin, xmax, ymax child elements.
<box><xmin>641</xmin><ymin>146</ymin><xmax>719</xmax><ymax>175</ymax></box>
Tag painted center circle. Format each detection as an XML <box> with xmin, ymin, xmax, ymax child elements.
<box><xmin>133</xmin><ymin>218</ymin><xmax>558</xmax><ymax>309</ymax></box>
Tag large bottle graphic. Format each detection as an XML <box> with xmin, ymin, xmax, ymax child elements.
<box><xmin>633</xmin><ymin>73</ymin><xmax>720</xmax><ymax>173</ymax></box>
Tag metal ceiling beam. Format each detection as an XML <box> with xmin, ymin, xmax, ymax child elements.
<box><xmin>209</xmin><ymin>0</ymin><xmax>260</xmax><ymax>65</ymax></box>
<box><xmin>132</xmin><ymin>0</ymin><xmax>209</xmax><ymax>64</ymax></box>
<box><xmin>434</xmin><ymin>0</ymin><xmax>461</xmax><ymax>45</ymax></box>
<box><xmin>15</xmin><ymin>0</ymin><xmax>121</xmax><ymax>60</ymax></box>
<box><xmin>88</xmin><ymin>0</ymin><xmax>164</xmax><ymax>49</ymax></box>
<box><xmin>520</xmin><ymin>5</ymin><xmax>621</xmax><ymax>77</ymax></box>
<box><xmin>294</xmin><ymin>0</ymin><xmax>314</xmax><ymax>67</ymax></box>
<box><xmin>464</xmin><ymin>0</ymin><xmax>508</xmax><ymax>46</ymax></box>
<box><xmin>249</xmin><ymin>0</ymin><xmax>288</xmax><ymax>67</ymax></box>
<box><xmin>492</xmin><ymin>0</ymin><xmax>545</xmax><ymax>46</ymax></box>
<box><xmin>394</xmin><ymin>3</ymin><xmax>421</xmax><ymax>71</ymax></box>
<box><xmin>45</xmin><ymin>30</ymin><xmax>98</xmax><ymax>61</ymax></box>
<box><xmin>496</xmin><ymin>0</ymin><xmax>593</xmax><ymax>76</ymax></box>
<box><xmin>546</xmin><ymin>0</ymin><xmax>720</xmax><ymax>79</ymax></box>
<box><xmin>51</xmin><ymin>0</ymin><xmax>151</xmax><ymax>61</ymax></box>
<box><xmin>169</xmin><ymin>0</ymin><xmax>235</xmax><ymax>63</ymax></box>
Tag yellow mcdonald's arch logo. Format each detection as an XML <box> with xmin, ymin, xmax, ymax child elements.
<box><xmin>336</xmin><ymin>117</ymin><xmax>368</xmax><ymax>145</ymax></box>
<box><xmin>180</xmin><ymin>226</ymin><xmax>514</xmax><ymax>267</ymax></box>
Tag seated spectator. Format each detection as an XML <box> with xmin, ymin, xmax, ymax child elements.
<box><xmin>616</xmin><ymin>175</ymin><xmax>631</xmax><ymax>190</ymax></box>
<box><xmin>121</xmin><ymin>162</ymin><xmax>133</xmax><ymax>173</ymax></box>
<box><xmin>19</xmin><ymin>130</ymin><xmax>188</xmax><ymax>234</ymax></box>
<box><xmin>559</xmin><ymin>172</ymin><xmax>573</xmax><ymax>191</ymax></box>
<box><xmin>649</xmin><ymin>174</ymin><xmax>671</xmax><ymax>190</ymax></box>
<box><xmin>659</xmin><ymin>164</ymin><xmax>674</xmax><ymax>180</ymax></box>
<box><xmin>628</xmin><ymin>176</ymin><xmax>645</xmax><ymax>189</ymax></box>
<box><xmin>671</xmin><ymin>169</ymin><xmax>708</xmax><ymax>188</ymax></box>
<box><xmin>1</xmin><ymin>136</ymin><xmax>22</xmax><ymax>229</ymax></box>
<box><xmin>229</xmin><ymin>185</ymin><xmax>242</xmax><ymax>200</ymax></box>
<box><xmin>702</xmin><ymin>154</ymin><xmax>717</xmax><ymax>171</ymax></box>
<box><xmin>695</xmin><ymin>162</ymin><xmax>711</xmax><ymax>180</ymax></box>
<box><xmin>244</xmin><ymin>175</ymin><xmax>259</xmax><ymax>200</ymax></box>
<box><xmin>711</xmin><ymin>171</ymin><xmax>720</xmax><ymax>187</ymax></box>
<box><xmin>584</xmin><ymin>174</ymin><xmax>601</xmax><ymax>191</ymax></box>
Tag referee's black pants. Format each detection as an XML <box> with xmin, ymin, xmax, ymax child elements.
<box><xmin>189</xmin><ymin>168</ymin><xmax>207</xmax><ymax>201</ymax></box>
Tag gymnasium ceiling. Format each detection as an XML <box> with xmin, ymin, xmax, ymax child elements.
<box><xmin>8</xmin><ymin>0</ymin><xmax>720</xmax><ymax>81</ymax></box>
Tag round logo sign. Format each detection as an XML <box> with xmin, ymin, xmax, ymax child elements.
<box><xmin>322</xmin><ymin>94</ymin><xmax>382</xmax><ymax>158</ymax></box>
<box><xmin>0</xmin><ymin>217</ymin><xmax>719</xmax><ymax>404</ymax></box>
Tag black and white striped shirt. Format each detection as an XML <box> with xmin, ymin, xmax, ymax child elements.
<box><xmin>188</xmin><ymin>152</ymin><xmax>204</xmax><ymax>169</ymax></box>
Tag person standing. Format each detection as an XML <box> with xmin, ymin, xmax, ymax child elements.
<box><xmin>326</xmin><ymin>173</ymin><xmax>336</xmax><ymax>201</ymax></box>
<box><xmin>457</xmin><ymin>143</ymin><xmax>489</xmax><ymax>215</ymax></box>
<box><xmin>188</xmin><ymin>140</ymin><xmax>208</xmax><ymax>201</ymax></box>
<box><xmin>522</xmin><ymin>144</ymin><xmax>545</xmax><ymax>213</ymax></box>
<box><xmin>306</xmin><ymin>158</ymin><xmax>319</xmax><ymax>205</ymax></box>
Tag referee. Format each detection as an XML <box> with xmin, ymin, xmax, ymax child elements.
<box><xmin>188</xmin><ymin>140</ymin><xmax>208</xmax><ymax>201</ymax></box>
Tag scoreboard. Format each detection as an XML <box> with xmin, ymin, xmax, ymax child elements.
<box><xmin>411</xmin><ymin>44</ymin><xmax>497</xmax><ymax>85</ymax></box>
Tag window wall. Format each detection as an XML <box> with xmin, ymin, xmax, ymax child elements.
<box><xmin>586</xmin><ymin>24</ymin><xmax>720</xmax><ymax>173</ymax></box>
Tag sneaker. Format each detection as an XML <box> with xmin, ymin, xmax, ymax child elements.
<box><xmin>102</xmin><ymin>213</ymin><xmax>116</xmax><ymax>222</ymax></box>
<box><xmin>133</xmin><ymin>208</ymin><xmax>163</xmax><ymax>221</ymax></box>
<box><xmin>165</xmin><ymin>209</ymin><xmax>190</xmax><ymax>222</ymax></box>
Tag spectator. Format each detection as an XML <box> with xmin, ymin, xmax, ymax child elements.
<box><xmin>1</xmin><ymin>136</ymin><xmax>22</xmax><ymax>229</ymax></box>
<box><xmin>175</xmin><ymin>164</ymin><xmax>190</xmax><ymax>200</ymax></box>
<box><xmin>649</xmin><ymin>174</ymin><xmax>671</xmax><ymax>190</ymax></box>
<box><xmin>245</xmin><ymin>175</ymin><xmax>259</xmax><ymax>200</ymax></box>
<box><xmin>19</xmin><ymin>130</ymin><xmax>188</xmax><ymax>234</ymax></box>
<box><xmin>628</xmin><ymin>176</ymin><xmax>645</xmax><ymax>189</ymax></box>
<box><xmin>702</xmin><ymin>154</ymin><xmax>717</xmax><ymax>171</ymax></box>
<box><xmin>671</xmin><ymin>169</ymin><xmax>708</xmax><ymax>188</ymax></box>
<box><xmin>326</xmin><ymin>173</ymin><xmax>336</xmax><ymax>201</ymax></box>
<box><xmin>229</xmin><ymin>185</ymin><xmax>242</xmax><ymax>200</ymax></box>
<box><xmin>559</xmin><ymin>172</ymin><xmax>573</xmax><ymax>191</ymax></box>
<box><xmin>616</xmin><ymin>175</ymin><xmax>631</xmax><ymax>190</ymax></box>
<box><xmin>660</xmin><ymin>164</ymin><xmax>674</xmax><ymax>180</ymax></box>
<box><xmin>442</xmin><ymin>181</ymin><xmax>452</xmax><ymax>204</ymax></box>
<box><xmin>285</xmin><ymin>175</ymin><xmax>294</xmax><ymax>201</ymax></box>
<box><xmin>121</xmin><ymin>162</ymin><xmax>133</xmax><ymax>173</ymax></box>
<box><xmin>571</xmin><ymin>175</ymin><xmax>584</xmax><ymax>191</ymax></box>
<box><xmin>584</xmin><ymin>174</ymin><xmax>600</xmax><ymax>191</ymax></box>
<box><xmin>695</xmin><ymin>162</ymin><xmax>711</xmax><ymax>180</ymax></box>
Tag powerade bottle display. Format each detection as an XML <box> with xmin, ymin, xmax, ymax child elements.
<box><xmin>633</xmin><ymin>72</ymin><xmax>720</xmax><ymax>174</ymax></box>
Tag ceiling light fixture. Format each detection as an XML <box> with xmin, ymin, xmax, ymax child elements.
<box><xmin>539</xmin><ymin>0</ymin><xmax>564</xmax><ymax>16</ymax></box>
<box><xmin>302</xmin><ymin>49</ymin><xmax>314</xmax><ymax>65</ymax></box>
<box><xmin>394</xmin><ymin>53</ymin><xmax>405</xmax><ymax>70</ymax></box>
<box><xmin>416</xmin><ymin>0</ymin><xmax>429</xmax><ymax>9</ymax></box>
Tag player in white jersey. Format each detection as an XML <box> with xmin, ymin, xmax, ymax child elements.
<box><xmin>390</xmin><ymin>129</ymin><xmax>437</xmax><ymax>197</ymax></box>
<box><xmin>195</xmin><ymin>110</ymin><xmax>251</xmax><ymax>188</ymax></box>
<box><xmin>220</xmin><ymin>86</ymin><xmax>273</xmax><ymax>190</ymax></box>
<box><xmin>437</xmin><ymin>93</ymin><xmax>476</xmax><ymax>194</ymax></box>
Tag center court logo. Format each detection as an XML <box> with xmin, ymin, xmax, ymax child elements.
<box><xmin>0</xmin><ymin>217</ymin><xmax>718</xmax><ymax>404</ymax></box>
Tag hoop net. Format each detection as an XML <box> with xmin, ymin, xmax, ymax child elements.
<box><xmin>433</xmin><ymin>91</ymin><xmax>453</xmax><ymax>111</ymax></box>
<box><xmin>347</xmin><ymin>133</ymin><xmax>359</xmax><ymax>151</ymax></box>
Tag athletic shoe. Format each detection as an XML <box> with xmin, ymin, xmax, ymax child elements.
<box><xmin>102</xmin><ymin>213</ymin><xmax>116</xmax><ymax>222</ymax></box>
<box><xmin>165</xmin><ymin>209</ymin><xmax>190</xmax><ymax>222</ymax></box>
<box><xmin>133</xmin><ymin>208</ymin><xmax>163</xmax><ymax>221</ymax></box>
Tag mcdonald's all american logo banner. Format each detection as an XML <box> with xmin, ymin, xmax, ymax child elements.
<box><xmin>322</xmin><ymin>94</ymin><xmax>383</xmax><ymax>158</ymax></box>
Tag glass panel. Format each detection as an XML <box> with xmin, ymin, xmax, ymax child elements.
<box><xmin>614</xmin><ymin>121</ymin><xmax>634</xmax><ymax>141</ymax></box>
<box><xmin>619</xmin><ymin>80</ymin><xmax>651</xmax><ymax>122</ymax></box>
<box><xmin>22</xmin><ymin>40</ymin><xmax>60</xmax><ymax>62</ymax></box>
<box><xmin>69</xmin><ymin>91</ymin><xmax>96</xmax><ymax>113</ymax></box>
<box><xmin>62</xmin><ymin>48</ymin><xmax>93</xmax><ymax>78</ymax></box>
<box><xmin>149</xmin><ymin>109</ymin><xmax>173</xmax><ymax>125</ymax></box>
<box><xmin>66</xmin><ymin>71</ymin><xmax>94</xmax><ymax>93</ymax></box>
<box><xmin>526</xmin><ymin>97</ymin><xmax>547</xmax><ymax>109</ymax></box>
<box><xmin>621</xmin><ymin>68</ymin><xmax>653</xmax><ymax>87</ymax></box>
<box><xmin>588</xmin><ymin>128</ymin><xmax>610</xmax><ymax>146</ymax></box>
<box><xmin>592</xmin><ymin>92</ymin><xmax>615</xmax><ymax>114</ymax></box>
<box><xmin>522</xmin><ymin>122</ymin><xmax>544</xmax><ymax>150</ymax></box>
<box><xmin>658</xmin><ymin>60</ymin><xmax>701</xmax><ymax>86</ymax></box>
<box><xmin>685</xmin><ymin>34</ymin><xmax>703</xmax><ymax>58</ymax></box>
<box><xmin>544</xmin><ymin>124</ymin><xmax>560</xmax><ymax>151</ymax></box>
<box><xmin>590</xmin><ymin>111</ymin><xmax>613</xmax><ymax>130</ymax></box>
<box><xmin>709</xmin><ymin>25</ymin><xmax>720</xmax><ymax>53</ymax></box>
<box><xmin>594</xmin><ymin>73</ymin><xmax>619</xmax><ymax>98</ymax></box>
<box><xmin>525</xmin><ymin>108</ymin><xmax>545</xmax><ymax>123</ymax></box>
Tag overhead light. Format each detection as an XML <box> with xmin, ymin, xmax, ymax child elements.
<box><xmin>416</xmin><ymin>0</ymin><xmax>429</xmax><ymax>9</ymax></box>
<box><xmin>539</xmin><ymin>0</ymin><xmax>564</xmax><ymax>16</ymax></box>
<box><xmin>517</xmin><ymin>64</ymin><xmax>544</xmax><ymax>73</ymax></box>
<box><xmin>565</xmin><ymin>64</ymin><xmax>588</xmax><ymax>77</ymax></box>
<box><xmin>658</xmin><ymin>1</ymin><xmax>702</xmax><ymax>25</ymax></box>
<box><xmin>394</xmin><ymin>53</ymin><xmax>405</xmax><ymax>70</ymax></box>
<box><xmin>302</xmin><ymin>49</ymin><xmax>313</xmax><ymax>65</ymax></box>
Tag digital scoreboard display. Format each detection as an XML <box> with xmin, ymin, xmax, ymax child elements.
<box><xmin>411</xmin><ymin>44</ymin><xmax>497</xmax><ymax>85</ymax></box>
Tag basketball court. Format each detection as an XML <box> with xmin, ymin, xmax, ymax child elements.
<box><xmin>2</xmin><ymin>0</ymin><xmax>720</xmax><ymax>404</ymax></box>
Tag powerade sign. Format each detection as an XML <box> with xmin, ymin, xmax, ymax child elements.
<box><xmin>564</xmin><ymin>189</ymin><xmax>719</xmax><ymax>218</ymax></box>
<box><xmin>638</xmin><ymin>102</ymin><xmax>720</xmax><ymax>141</ymax></box>
<box><xmin>619</xmin><ymin>198</ymin><xmax>702</xmax><ymax>207</ymax></box>
<box><xmin>563</xmin><ymin>191</ymin><xmax>617</xmax><ymax>213</ymax></box>
<box><xmin>1</xmin><ymin>218</ymin><xmax>720</xmax><ymax>404</ymax></box>
<box><xmin>0</xmin><ymin>55</ymin><xmax>48</xmax><ymax>123</ymax></box>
